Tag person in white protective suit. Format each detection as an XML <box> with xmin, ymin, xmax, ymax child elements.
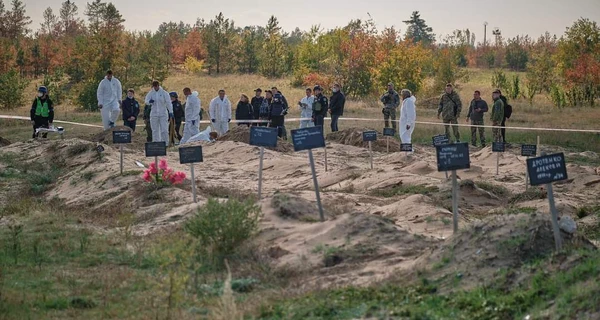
<box><xmin>209</xmin><ymin>89</ymin><xmax>232</xmax><ymax>136</ymax></box>
<box><xmin>180</xmin><ymin>88</ymin><xmax>201</xmax><ymax>144</ymax></box>
<box><xmin>144</xmin><ymin>81</ymin><xmax>173</xmax><ymax>146</ymax></box>
<box><xmin>298</xmin><ymin>87</ymin><xmax>314</xmax><ymax>128</ymax></box>
<box><xmin>399</xmin><ymin>89</ymin><xmax>416</xmax><ymax>146</ymax></box>
<box><xmin>97</xmin><ymin>70</ymin><xmax>122</xmax><ymax>130</ymax></box>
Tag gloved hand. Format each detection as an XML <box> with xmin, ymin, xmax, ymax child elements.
<box><xmin>31</xmin><ymin>120</ymin><xmax>35</xmax><ymax>125</ymax></box>
<box><xmin>228</xmin><ymin>119</ymin><xmax>231</xmax><ymax>123</ymax></box>
<box><xmin>191</xmin><ymin>120</ymin><xmax>196</xmax><ymax>126</ymax></box>
<box><xmin>211</xmin><ymin>119</ymin><xmax>215</xmax><ymax>123</ymax></box>
<box><xmin>149</xmin><ymin>99</ymin><xmax>155</xmax><ymax>104</ymax></box>
<box><xmin>98</xmin><ymin>104</ymin><xmax>103</xmax><ymax>109</ymax></box>
<box><xmin>381</xmin><ymin>108</ymin><xmax>385</xmax><ymax>114</ymax></box>
<box><xmin>169</xmin><ymin>113</ymin><xmax>174</xmax><ymax>119</ymax></box>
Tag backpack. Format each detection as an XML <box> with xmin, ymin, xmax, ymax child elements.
<box><xmin>270</xmin><ymin>99</ymin><xmax>285</xmax><ymax>117</ymax></box>
<box><xmin>504</xmin><ymin>104</ymin><xmax>513</xmax><ymax>119</ymax></box>
<box><xmin>259</xmin><ymin>100</ymin><xmax>270</xmax><ymax>118</ymax></box>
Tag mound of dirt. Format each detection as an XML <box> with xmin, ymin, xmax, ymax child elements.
<box><xmin>217</xmin><ymin>125</ymin><xmax>293</xmax><ymax>153</ymax></box>
<box><xmin>0</xmin><ymin>136</ymin><xmax>11</xmax><ymax>147</ymax></box>
<box><xmin>271</xmin><ymin>192</ymin><xmax>332</xmax><ymax>221</ymax></box>
<box><xmin>416</xmin><ymin>213</ymin><xmax>596</xmax><ymax>291</ymax></box>
<box><xmin>87</xmin><ymin>126</ymin><xmax>148</xmax><ymax>151</ymax></box>
<box><xmin>90</xmin><ymin>126</ymin><xmax>133</xmax><ymax>143</ymax></box>
<box><xmin>326</xmin><ymin>127</ymin><xmax>400</xmax><ymax>152</ymax></box>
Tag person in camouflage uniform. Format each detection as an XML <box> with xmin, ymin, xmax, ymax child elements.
<box><xmin>380</xmin><ymin>82</ymin><xmax>400</xmax><ymax>130</ymax></box>
<box><xmin>466</xmin><ymin>90</ymin><xmax>488</xmax><ymax>148</ymax></box>
<box><xmin>143</xmin><ymin>103</ymin><xmax>152</xmax><ymax>142</ymax></box>
<box><xmin>438</xmin><ymin>83</ymin><xmax>462</xmax><ymax>143</ymax></box>
<box><xmin>491</xmin><ymin>89</ymin><xmax>505</xmax><ymax>143</ymax></box>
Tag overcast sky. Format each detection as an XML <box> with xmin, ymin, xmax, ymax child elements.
<box><xmin>24</xmin><ymin>0</ymin><xmax>599</xmax><ymax>40</ymax></box>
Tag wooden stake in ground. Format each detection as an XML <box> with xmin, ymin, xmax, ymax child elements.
<box><xmin>492</xmin><ymin>142</ymin><xmax>505</xmax><ymax>176</ymax></box>
<box><xmin>249</xmin><ymin>126</ymin><xmax>278</xmax><ymax>200</ymax></box>
<box><xmin>112</xmin><ymin>130</ymin><xmax>131</xmax><ymax>175</ymax></box>
<box><xmin>145</xmin><ymin>142</ymin><xmax>167</xmax><ymax>182</ymax></box>
<box><xmin>435</xmin><ymin>143</ymin><xmax>471</xmax><ymax>234</ymax></box>
<box><xmin>521</xmin><ymin>144</ymin><xmax>537</xmax><ymax>191</ymax></box>
<box><xmin>291</xmin><ymin>127</ymin><xmax>326</xmax><ymax>221</ymax></box>
<box><xmin>383</xmin><ymin>128</ymin><xmax>395</xmax><ymax>153</ymax></box>
<box><xmin>526</xmin><ymin>152</ymin><xmax>568</xmax><ymax>251</ymax></box>
<box><xmin>179</xmin><ymin>146</ymin><xmax>203</xmax><ymax>203</ymax></box>
<box><xmin>362</xmin><ymin>131</ymin><xmax>377</xmax><ymax>170</ymax></box>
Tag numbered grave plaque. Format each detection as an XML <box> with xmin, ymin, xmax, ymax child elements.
<box><xmin>145</xmin><ymin>142</ymin><xmax>167</xmax><ymax>157</ymax></box>
<box><xmin>250</xmin><ymin>126</ymin><xmax>278</xmax><ymax>148</ymax></box>
<box><xmin>291</xmin><ymin>126</ymin><xmax>326</xmax><ymax>152</ymax></box>
<box><xmin>526</xmin><ymin>153</ymin><xmax>568</xmax><ymax>186</ymax></box>
<box><xmin>179</xmin><ymin>146</ymin><xmax>203</xmax><ymax>164</ymax></box>
<box><xmin>436</xmin><ymin>143</ymin><xmax>470</xmax><ymax>172</ymax></box>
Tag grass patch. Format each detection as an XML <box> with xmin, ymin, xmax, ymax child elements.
<box><xmin>200</xmin><ymin>185</ymin><xmax>257</xmax><ymax>202</ymax></box>
<box><xmin>121</xmin><ymin>170</ymin><xmax>143</xmax><ymax>177</ymax></box>
<box><xmin>81</xmin><ymin>171</ymin><xmax>96</xmax><ymax>182</ymax></box>
<box><xmin>66</xmin><ymin>143</ymin><xmax>93</xmax><ymax>157</ymax></box>
<box><xmin>476</xmin><ymin>181</ymin><xmax>511</xmax><ymax>198</ymax></box>
<box><xmin>567</xmin><ymin>154</ymin><xmax>600</xmax><ymax>167</ymax></box>
<box><xmin>369</xmin><ymin>184</ymin><xmax>439</xmax><ymax>198</ymax></box>
<box><xmin>256</xmin><ymin>249</ymin><xmax>600</xmax><ymax>319</ymax></box>
<box><xmin>509</xmin><ymin>187</ymin><xmax>547</xmax><ymax>204</ymax></box>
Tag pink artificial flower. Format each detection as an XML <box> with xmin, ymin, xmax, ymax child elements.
<box><xmin>158</xmin><ymin>159</ymin><xmax>168</xmax><ymax>171</ymax></box>
<box><xmin>170</xmin><ymin>171</ymin><xmax>186</xmax><ymax>184</ymax></box>
<box><xmin>142</xmin><ymin>171</ymin><xmax>152</xmax><ymax>182</ymax></box>
<box><xmin>162</xmin><ymin>168</ymin><xmax>174</xmax><ymax>181</ymax></box>
<box><xmin>149</xmin><ymin>162</ymin><xmax>158</xmax><ymax>175</ymax></box>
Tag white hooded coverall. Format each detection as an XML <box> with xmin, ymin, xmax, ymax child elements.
<box><xmin>299</xmin><ymin>95</ymin><xmax>315</xmax><ymax>128</ymax></box>
<box><xmin>97</xmin><ymin>76</ymin><xmax>122</xmax><ymax>130</ymax></box>
<box><xmin>181</xmin><ymin>92</ymin><xmax>201</xmax><ymax>144</ymax></box>
<box><xmin>145</xmin><ymin>87</ymin><xmax>173</xmax><ymax>146</ymax></box>
<box><xmin>209</xmin><ymin>96</ymin><xmax>232</xmax><ymax>136</ymax></box>
<box><xmin>400</xmin><ymin>95</ymin><xmax>417</xmax><ymax>144</ymax></box>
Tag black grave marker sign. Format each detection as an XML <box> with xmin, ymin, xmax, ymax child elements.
<box><xmin>179</xmin><ymin>146</ymin><xmax>203</xmax><ymax>164</ymax></box>
<box><xmin>362</xmin><ymin>131</ymin><xmax>377</xmax><ymax>142</ymax></box>
<box><xmin>492</xmin><ymin>142</ymin><xmax>505</xmax><ymax>152</ymax></box>
<box><xmin>526</xmin><ymin>153</ymin><xmax>568</xmax><ymax>186</ymax></box>
<box><xmin>291</xmin><ymin>126</ymin><xmax>326</xmax><ymax>152</ymax></box>
<box><xmin>112</xmin><ymin>131</ymin><xmax>132</xmax><ymax>144</ymax></box>
<box><xmin>521</xmin><ymin>144</ymin><xmax>537</xmax><ymax>157</ymax></box>
<box><xmin>250</xmin><ymin>126</ymin><xmax>278</xmax><ymax>148</ymax></box>
<box><xmin>401</xmin><ymin>143</ymin><xmax>413</xmax><ymax>152</ymax></box>
<box><xmin>383</xmin><ymin>128</ymin><xmax>395</xmax><ymax>137</ymax></box>
<box><xmin>432</xmin><ymin>134</ymin><xmax>450</xmax><ymax>146</ymax></box>
<box><xmin>145</xmin><ymin>142</ymin><xmax>167</xmax><ymax>157</ymax></box>
<box><xmin>436</xmin><ymin>143</ymin><xmax>471</xmax><ymax>172</ymax></box>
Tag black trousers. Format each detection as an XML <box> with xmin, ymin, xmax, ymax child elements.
<box><xmin>32</xmin><ymin>116</ymin><xmax>49</xmax><ymax>138</ymax></box>
<box><xmin>124</xmin><ymin>120</ymin><xmax>136</xmax><ymax>132</ymax></box>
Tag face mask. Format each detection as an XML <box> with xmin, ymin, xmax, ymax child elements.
<box><xmin>127</xmin><ymin>94</ymin><xmax>134</xmax><ymax>99</ymax></box>
<box><xmin>333</xmin><ymin>88</ymin><xmax>339</xmax><ymax>93</ymax></box>
<box><xmin>37</xmin><ymin>92</ymin><xmax>43</xmax><ymax>97</ymax></box>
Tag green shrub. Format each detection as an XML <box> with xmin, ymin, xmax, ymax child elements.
<box><xmin>0</xmin><ymin>70</ymin><xmax>29</xmax><ymax>110</ymax></box>
<box><xmin>185</xmin><ymin>198</ymin><xmax>261</xmax><ymax>259</ymax></box>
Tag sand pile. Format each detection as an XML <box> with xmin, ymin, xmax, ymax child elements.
<box><xmin>0</xmin><ymin>136</ymin><xmax>11</xmax><ymax>147</ymax></box>
<box><xmin>88</xmin><ymin>126</ymin><xmax>149</xmax><ymax>151</ymax></box>
<box><xmin>217</xmin><ymin>125</ymin><xmax>293</xmax><ymax>153</ymax></box>
<box><xmin>326</xmin><ymin>127</ymin><xmax>400</xmax><ymax>152</ymax></box>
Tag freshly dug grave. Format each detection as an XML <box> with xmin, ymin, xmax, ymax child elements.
<box><xmin>326</xmin><ymin>127</ymin><xmax>401</xmax><ymax>152</ymax></box>
<box><xmin>217</xmin><ymin>125</ymin><xmax>293</xmax><ymax>153</ymax></box>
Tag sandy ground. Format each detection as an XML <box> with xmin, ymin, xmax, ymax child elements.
<box><xmin>1</xmin><ymin>127</ymin><xmax>599</xmax><ymax>288</ymax></box>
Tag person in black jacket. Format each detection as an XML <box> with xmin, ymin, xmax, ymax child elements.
<box><xmin>251</xmin><ymin>88</ymin><xmax>264</xmax><ymax>126</ymax></box>
<box><xmin>329</xmin><ymin>83</ymin><xmax>345</xmax><ymax>132</ymax></box>
<box><xmin>235</xmin><ymin>94</ymin><xmax>254</xmax><ymax>126</ymax></box>
<box><xmin>169</xmin><ymin>91</ymin><xmax>184</xmax><ymax>143</ymax></box>
<box><xmin>30</xmin><ymin>86</ymin><xmax>54</xmax><ymax>139</ymax></box>
<box><xmin>122</xmin><ymin>89</ymin><xmax>140</xmax><ymax>131</ymax></box>
<box><xmin>312</xmin><ymin>85</ymin><xmax>328</xmax><ymax>133</ymax></box>
<box><xmin>498</xmin><ymin>90</ymin><xmax>512</xmax><ymax>143</ymax></box>
<box><xmin>271</xmin><ymin>87</ymin><xmax>288</xmax><ymax>139</ymax></box>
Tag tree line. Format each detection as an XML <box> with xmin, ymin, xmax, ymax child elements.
<box><xmin>0</xmin><ymin>0</ymin><xmax>598</xmax><ymax>110</ymax></box>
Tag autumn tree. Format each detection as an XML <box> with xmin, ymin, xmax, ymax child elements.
<box><xmin>505</xmin><ymin>35</ymin><xmax>530</xmax><ymax>71</ymax></box>
<box><xmin>59</xmin><ymin>0</ymin><xmax>83</xmax><ymax>36</ymax></box>
<box><xmin>403</xmin><ymin>11</ymin><xmax>435</xmax><ymax>45</ymax></box>
<box><xmin>238</xmin><ymin>26</ymin><xmax>262</xmax><ymax>73</ymax></box>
